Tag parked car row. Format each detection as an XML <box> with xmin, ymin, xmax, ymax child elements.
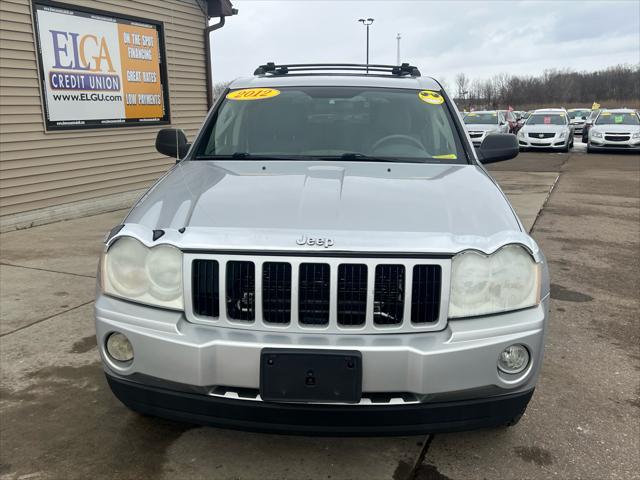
<box><xmin>461</xmin><ymin>107</ymin><xmax>639</xmax><ymax>153</ymax></box>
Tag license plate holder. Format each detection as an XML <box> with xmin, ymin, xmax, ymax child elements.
<box><xmin>260</xmin><ymin>349</ymin><xmax>362</xmax><ymax>403</ymax></box>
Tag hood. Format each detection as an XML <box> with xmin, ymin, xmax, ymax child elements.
<box><xmin>465</xmin><ymin>124</ymin><xmax>501</xmax><ymax>133</ymax></box>
<box><xmin>590</xmin><ymin>123</ymin><xmax>640</xmax><ymax>133</ymax></box>
<box><xmin>521</xmin><ymin>124</ymin><xmax>568</xmax><ymax>133</ymax></box>
<box><xmin>122</xmin><ymin>160</ymin><xmax>526</xmax><ymax>254</ymax></box>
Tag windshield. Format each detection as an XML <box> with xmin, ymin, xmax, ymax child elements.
<box><xmin>568</xmin><ymin>110</ymin><xmax>590</xmax><ymax>119</ymax></box>
<box><xmin>195</xmin><ymin>86</ymin><xmax>465</xmax><ymax>163</ymax></box>
<box><xmin>463</xmin><ymin>112</ymin><xmax>498</xmax><ymax>125</ymax></box>
<box><xmin>526</xmin><ymin>113</ymin><xmax>567</xmax><ymax>126</ymax></box>
<box><xmin>595</xmin><ymin>112</ymin><xmax>639</xmax><ymax>125</ymax></box>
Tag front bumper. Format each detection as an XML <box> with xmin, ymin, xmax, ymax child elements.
<box><xmin>518</xmin><ymin>135</ymin><xmax>568</xmax><ymax>149</ymax></box>
<box><xmin>589</xmin><ymin>137</ymin><xmax>640</xmax><ymax>150</ymax></box>
<box><xmin>107</xmin><ymin>373</ymin><xmax>534</xmax><ymax>435</ymax></box>
<box><xmin>96</xmin><ymin>292</ymin><xmax>548</xmax><ymax>431</ymax></box>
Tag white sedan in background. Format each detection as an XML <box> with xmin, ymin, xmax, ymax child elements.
<box><xmin>517</xmin><ymin>109</ymin><xmax>574</xmax><ymax>152</ymax></box>
<box><xmin>587</xmin><ymin>109</ymin><xmax>640</xmax><ymax>153</ymax></box>
<box><xmin>463</xmin><ymin>111</ymin><xmax>510</xmax><ymax>147</ymax></box>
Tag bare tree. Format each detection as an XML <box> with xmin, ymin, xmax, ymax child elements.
<box><xmin>452</xmin><ymin>64</ymin><xmax>639</xmax><ymax>109</ymax></box>
<box><xmin>212</xmin><ymin>81</ymin><xmax>231</xmax><ymax>101</ymax></box>
<box><xmin>455</xmin><ymin>73</ymin><xmax>469</xmax><ymax>99</ymax></box>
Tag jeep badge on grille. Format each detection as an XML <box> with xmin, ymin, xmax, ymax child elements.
<box><xmin>296</xmin><ymin>235</ymin><xmax>334</xmax><ymax>248</ymax></box>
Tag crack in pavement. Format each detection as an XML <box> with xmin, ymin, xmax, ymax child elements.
<box><xmin>407</xmin><ymin>435</ymin><xmax>435</xmax><ymax>479</ymax></box>
<box><xmin>0</xmin><ymin>262</ymin><xmax>96</xmax><ymax>279</ymax></box>
<box><xmin>528</xmin><ymin>153</ymin><xmax>571</xmax><ymax>234</ymax></box>
<box><xmin>0</xmin><ymin>300</ymin><xmax>94</xmax><ymax>338</ymax></box>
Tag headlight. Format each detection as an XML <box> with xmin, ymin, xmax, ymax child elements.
<box><xmin>559</xmin><ymin>131</ymin><xmax>566</xmax><ymax>139</ymax></box>
<box><xmin>591</xmin><ymin>130</ymin><xmax>603</xmax><ymax>138</ymax></box>
<box><xmin>449</xmin><ymin>245</ymin><xmax>541</xmax><ymax>318</ymax></box>
<box><xmin>517</xmin><ymin>129</ymin><xmax>525</xmax><ymax>137</ymax></box>
<box><xmin>632</xmin><ymin>132</ymin><xmax>640</xmax><ymax>139</ymax></box>
<box><xmin>102</xmin><ymin>237</ymin><xmax>183</xmax><ymax>310</ymax></box>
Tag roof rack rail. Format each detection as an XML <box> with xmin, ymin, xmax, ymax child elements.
<box><xmin>253</xmin><ymin>62</ymin><xmax>421</xmax><ymax>77</ymax></box>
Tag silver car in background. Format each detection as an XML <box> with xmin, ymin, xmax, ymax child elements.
<box><xmin>463</xmin><ymin>110</ymin><xmax>510</xmax><ymax>147</ymax></box>
<box><xmin>567</xmin><ymin>108</ymin><xmax>591</xmax><ymax>136</ymax></box>
<box><xmin>587</xmin><ymin>109</ymin><xmax>640</xmax><ymax>152</ymax></box>
<box><xmin>95</xmin><ymin>63</ymin><xmax>549</xmax><ymax>435</ymax></box>
<box><xmin>517</xmin><ymin>108</ymin><xmax>574</xmax><ymax>152</ymax></box>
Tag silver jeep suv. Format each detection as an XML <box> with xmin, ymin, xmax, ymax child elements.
<box><xmin>96</xmin><ymin>63</ymin><xmax>549</xmax><ymax>435</ymax></box>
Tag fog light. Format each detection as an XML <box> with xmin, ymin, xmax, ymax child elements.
<box><xmin>498</xmin><ymin>344</ymin><xmax>529</xmax><ymax>374</ymax></box>
<box><xmin>106</xmin><ymin>332</ymin><xmax>134</xmax><ymax>362</ymax></box>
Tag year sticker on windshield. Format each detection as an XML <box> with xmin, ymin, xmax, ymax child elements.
<box><xmin>418</xmin><ymin>90</ymin><xmax>444</xmax><ymax>105</ymax></box>
<box><xmin>227</xmin><ymin>88</ymin><xmax>281</xmax><ymax>100</ymax></box>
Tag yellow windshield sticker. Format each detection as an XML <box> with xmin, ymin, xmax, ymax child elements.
<box><xmin>601</xmin><ymin>112</ymin><xmax>611</xmax><ymax>116</ymax></box>
<box><xmin>433</xmin><ymin>154</ymin><xmax>457</xmax><ymax>160</ymax></box>
<box><xmin>418</xmin><ymin>90</ymin><xmax>444</xmax><ymax>105</ymax></box>
<box><xmin>227</xmin><ymin>88</ymin><xmax>280</xmax><ymax>100</ymax></box>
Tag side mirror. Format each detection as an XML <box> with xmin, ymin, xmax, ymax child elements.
<box><xmin>477</xmin><ymin>133</ymin><xmax>519</xmax><ymax>164</ymax></box>
<box><xmin>156</xmin><ymin>128</ymin><xmax>189</xmax><ymax>160</ymax></box>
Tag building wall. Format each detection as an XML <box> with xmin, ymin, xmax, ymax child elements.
<box><xmin>0</xmin><ymin>0</ymin><xmax>208</xmax><ymax>231</ymax></box>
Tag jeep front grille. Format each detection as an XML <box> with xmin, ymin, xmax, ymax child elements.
<box><xmin>262</xmin><ymin>262</ymin><xmax>292</xmax><ymax>324</ymax></box>
<box><xmin>374</xmin><ymin>265</ymin><xmax>405</xmax><ymax>325</ymax></box>
<box><xmin>188</xmin><ymin>254</ymin><xmax>450</xmax><ymax>334</ymax></box>
<box><xmin>298</xmin><ymin>263</ymin><xmax>331</xmax><ymax>325</ymax></box>
<box><xmin>337</xmin><ymin>264</ymin><xmax>368</xmax><ymax>326</ymax></box>
<box><xmin>411</xmin><ymin>265</ymin><xmax>442</xmax><ymax>323</ymax></box>
<box><xmin>226</xmin><ymin>261</ymin><xmax>255</xmax><ymax>321</ymax></box>
<box><xmin>192</xmin><ymin>259</ymin><xmax>220</xmax><ymax>318</ymax></box>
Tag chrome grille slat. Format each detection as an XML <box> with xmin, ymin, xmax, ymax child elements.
<box><xmin>186</xmin><ymin>254</ymin><xmax>450</xmax><ymax>334</ymax></box>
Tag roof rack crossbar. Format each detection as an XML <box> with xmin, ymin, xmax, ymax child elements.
<box><xmin>254</xmin><ymin>62</ymin><xmax>421</xmax><ymax>77</ymax></box>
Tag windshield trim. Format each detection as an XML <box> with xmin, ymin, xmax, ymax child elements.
<box><xmin>189</xmin><ymin>85</ymin><xmax>471</xmax><ymax>166</ymax></box>
<box><xmin>595</xmin><ymin>112</ymin><xmax>640</xmax><ymax>126</ymax></box>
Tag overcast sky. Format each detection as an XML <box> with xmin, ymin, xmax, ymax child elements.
<box><xmin>210</xmin><ymin>0</ymin><xmax>640</xmax><ymax>88</ymax></box>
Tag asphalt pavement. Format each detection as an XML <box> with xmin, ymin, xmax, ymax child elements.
<box><xmin>0</xmin><ymin>146</ymin><xmax>638</xmax><ymax>480</ymax></box>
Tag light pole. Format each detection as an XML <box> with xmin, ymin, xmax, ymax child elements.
<box><xmin>396</xmin><ymin>33</ymin><xmax>401</xmax><ymax>65</ymax></box>
<box><xmin>358</xmin><ymin>18</ymin><xmax>374</xmax><ymax>71</ymax></box>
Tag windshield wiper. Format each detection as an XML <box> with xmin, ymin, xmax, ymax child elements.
<box><xmin>320</xmin><ymin>153</ymin><xmax>426</xmax><ymax>163</ymax></box>
<box><xmin>195</xmin><ymin>153</ymin><xmax>303</xmax><ymax>160</ymax></box>
<box><xmin>195</xmin><ymin>152</ymin><xmax>428</xmax><ymax>163</ymax></box>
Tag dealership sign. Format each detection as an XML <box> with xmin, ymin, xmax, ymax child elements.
<box><xmin>33</xmin><ymin>1</ymin><xmax>170</xmax><ymax>130</ymax></box>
